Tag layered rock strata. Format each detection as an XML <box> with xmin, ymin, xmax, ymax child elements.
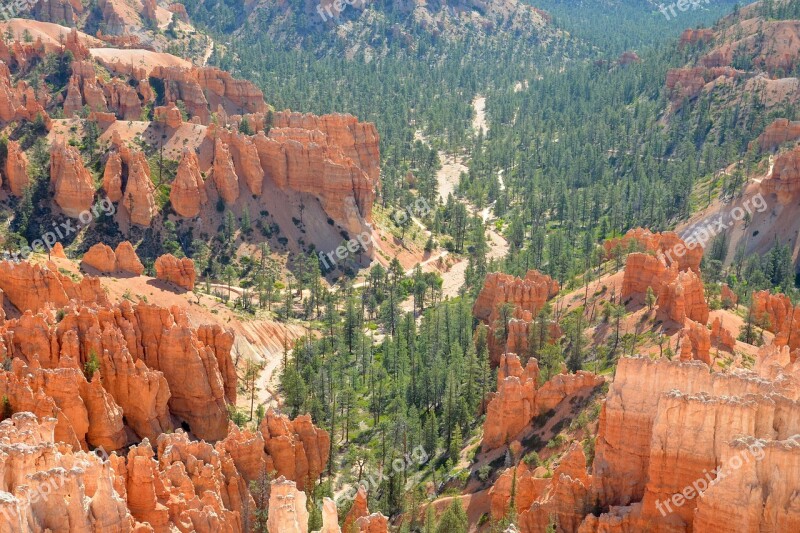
<box><xmin>482</xmin><ymin>354</ymin><xmax>604</xmax><ymax>451</ymax></box>
<box><xmin>473</xmin><ymin>270</ymin><xmax>560</xmax><ymax>364</ymax></box>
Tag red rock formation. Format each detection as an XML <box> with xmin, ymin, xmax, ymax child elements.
<box><xmin>32</xmin><ymin>0</ymin><xmax>80</xmax><ymax>25</ymax></box>
<box><xmin>63</xmin><ymin>75</ymin><xmax>84</xmax><ymax>117</ymax></box>
<box><xmin>114</xmin><ymin>241</ymin><xmax>145</xmax><ymax>275</ymax></box>
<box><xmin>260</xmin><ymin>409</ymin><xmax>331</xmax><ymax>490</ymax></box>
<box><xmin>171</xmin><ymin>148</ymin><xmax>207</xmax><ymax>217</ymax></box>
<box><xmin>761</xmin><ymin>144</ymin><xmax>800</xmax><ymax>204</ymax></box>
<box><xmin>267</xmin><ymin>477</ymin><xmax>309</xmax><ymax>533</ymax></box>
<box><xmin>711</xmin><ymin>316</ymin><xmax>736</xmax><ymax>352</ymax></box>
<box><xmin>344</xmin><ymin>485</ymin><xmax>370</xmax><ymax>532</ymax></box>
<box><xmin>354</xmin><ymin>513</ymin><xmax>389</xmax><ymax>532</ymax></box>
<box><xmin>121</xmin><ymin>147</ymin><xmax>157</xmax><ymax>226</ymax></box>
<box><xmin>142</xmin><ymin>0</ymin><xmax>157</xmax><ymax>22</ymax></box>
<box><xmin>150</xmin><ymin>65</ymin><xmax>267</xmax><ymax>123</ymax></box>
<box><xmin>665</xmin><ymin>66</ymin><xmax>740</xmax><ymax>104</ymax></box>
<box><xmin>104</xmin><ymin>78</ymin><xmax>142</xmax><ymax>120</ymax></box>
<box><xmin>4</xmin><ymin>139</ymin><xmax>29</xmax><ymax>197</ymax></box>
<box><xmin>119</xmin><ymin>430</ymin><xmax>253</xmax><ymax>531</ymax></box>
<box><xmin>154</xmin><ymin>254</ymin><xmax>196</xmax><ymax>291</ymax></box>
<box><xmin>50</xmin><ymin>139</ymin><xmax>95</xmax><ymax>217</ymax></box>
<box><xmin>0</xmin><ymin>260</ymin><xmax>107</xmax><ymax>313</ymax></box>
<box><xmin>482</xmin><ymin>354</ymin><xmax>603</xmax><ymax>451</ymax></box>
<box><xmin>603</xmin><ymin>228</ymin><xmax>702</xmax><ymax>273</ymax></box>
<box><xmin>617</xmin><ymin>51</ymin><xmax>641</xmax><ymax>65</ymax></box>
<box><xmin>679</xmin><ymin>28</ymin><xmax>714</xmax><ymax>47</ymax></box>
<box><xmin>751</xmin><ymin>290</ymin><xmax>800</xmax><ymax>351</ymax></box>
<box><xmin>721</xmin><ymin>283</ymin><xmax>738</xmax><ymax>307</ymax></box>
<box><xmin>474</xmin><ymin>270</ymin><xmax>560</xmax><ymax>364</ymax></box>
<box><xmin>693</xmin><ymin>436</ymin><xmax>800</xmax><ymax>532</ymax></box>
<box><xmin>517</xmin><ymin>442</ymin><xmax>593</xmax><ymax>532</ymax></box>
<box><xmin>81</xmin><ymin>241</ymin><xmax>144</xmax><ymax>275</ymax></box>
<box><xmin>0</xmin><ymin>277</ymin><xmax>236</xmax><ymax>444</ymax></box>
<box><xmin>586</xmin><ymin>354</ymin><xmax>800</xmax><ymax>532</ymax></box>
<box><xmin>489</xmin><ymin>462</ymin><xmax>548</xmax><ymax>522</ymax></box>
<box><xmin>226</xmin><ymin>130</ymin><xmax>264</xmax><ymax>196</ymax></box>
<box><xmin>661</xmin><ymin>269</ymin><xmax>709</xmax><ymax>325</ymax></box>
<box><xmin>621</xmin><ymin>253</ymin><xmax>709</xmax><ymax>324</ymax></box>
<box><xmin>52</xmin><ymin>242</ymin><xmax>67</xmax><ymax>258</ymax></box>
<box><xmin>255</xmin><ymin>112</ymin><xmax>381</xmax><ymax>235</ymax></box>
<box><xmin>758</xmin><ymin>118</ymin><xmax>800</xmax><ymax>151</ymax></box>
<box><xmin>678</xmin><ymin>319</ymin><xmax>711</xmax><ymax>364</ymax></box>
<box><xmin>211</xmin><ymin>136</ymin><xmax>240</xmax><ymax>204</ymax></box>
<box><xmin>168</xmin><ymin>3</ymin><xmax>190</xmax><ymax>22</ymax></box>
<box><xmin>82</xmin><ymin>243</ymin><xmax>118</xmax><ymax>273</ymax></box>
<box><xmin>0</xmin><ymin>413</ymin><xmax>134</xmax><ymax>530</ymax></box>
<box><xmin>154</xmin><ymin>103</ymin><xmax>183</xmax><ymax>128</ymax></box>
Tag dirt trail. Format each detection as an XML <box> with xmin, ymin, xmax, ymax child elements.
<box><xmin>472</xmin><ymin>95</ymin><xmax>488</xmax><ymax>136</ymax></box>
<box><xmin>432</xmin><ymin>96</ymin><xmax>509</xmax><ymax>299</ymax></box>
<box><xmin>201</xmin><ymin>38</ymin><xmax>214</xmax><ymax>66</ymax></box>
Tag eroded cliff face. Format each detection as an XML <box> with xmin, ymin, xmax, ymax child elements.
<box><xmin>621</xmin><ymin>253</ymin><xmax>709</xmax><ymax>325</ymax></box>
<box><xmin>758</xmin><ymin>118</ymin><xmax>800</xmax><ymax>151</ymax></box>
<box><xmin>0</xmin><ymin>259</ymin><xmax>233</xmax><ymax>444</ymax></box>
<box><xmin>0</xmin><ymin>413</ymin><xmax>133</xmax><ymax>532</ymax></box>
<box><xmin>0</xmin><ymin>27</ymin><xmax>382</xmax><ymax>251</ymax></box>
<box><xmin>246</xmin><ymin>111</ymin><xmax>381</xmax><ymax>238</ymax></box>
<box><xmin>761</xmin><ymin>144</ymin><xmax>800</xmax><ymax>204</ymax></box>
<box><xmin>585</xmin><ymin>351</ymin><xmax>800</xmax><ymax>533</ymax></box>
<box><xmin>0</xmin><ymin>411</ymin><xmax>255</xmax><ymax>533</ymax></box>
<box><xmin>751</xmin><ymin>290</ymin><xmax>800</xmax><ymax>351</ymax></box>
<box><xmin>474</xmin><ymin>270</ymin><xmax>560</xmax><ymax>364</ymax></box>
<box><xmin>51</xmin><ymin>139</ymin><xmax>96</xmax><ymax>218</ymax></box>
<box><xmin>487</xmin><ymin>345</ymin><xmax>800</xmax><ymax>533</ymax></box>
<box><xmin>481</xmin><ymin>354</ymin><xmax>604</xmax><ymax>451</ymax></box>
<box><xmin>154</xmin><ymin>253</ymin><xmax>196</xmax><ymax>291</ymax></box>
<box><xmin>603</xmin><ymin>228</ymin><xmax>703</xmax><ymax>273</ymax></box>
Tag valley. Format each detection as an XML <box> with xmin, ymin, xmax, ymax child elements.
<box><xmin>0</xmin><ymin>1</ymin><xmax>797</xmax><ymax>533</ymax></box>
